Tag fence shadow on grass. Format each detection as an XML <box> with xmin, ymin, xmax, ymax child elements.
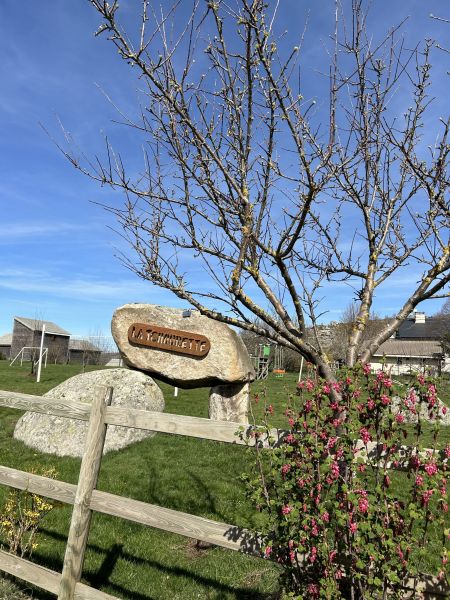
<box><xmin>37</xmin><ymin>528</ymin><xmax>278</xmax><ymax>600</ymax></box>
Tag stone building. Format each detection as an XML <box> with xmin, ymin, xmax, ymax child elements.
<box><xmin>68</xmin><ymin>338</ymin><xmax>102</xmax><ymax>365</ymax></box>
<box><xmin>9</xmin><ymin>317</ymin><xmax>70</xmax><ymax>363</ymax></box>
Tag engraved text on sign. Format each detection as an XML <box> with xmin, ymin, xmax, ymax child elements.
<box><xmin>128</xmin><ymin>323</ymin><xmax>211</xmax><ymax>358</ymax></box>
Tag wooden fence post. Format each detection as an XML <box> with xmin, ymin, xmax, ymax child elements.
<box><xmin>58</xmin><ymin>385</ymin><xmax>113</xmax><ymax>600</ymax></box>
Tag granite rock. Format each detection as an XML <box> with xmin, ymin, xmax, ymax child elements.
<box><xmin>112</xmin><ymin>304</ymin><xmax>255</xmax><ymax>388</ymax></box>
<box><xmin>392</xmin><ymin>393</ymin><xmax>450</xmax><ymax>426</ymax></box>
<box><xmin>209</xmin><ymin>382</ymin><xmax>250</xmax><ymax>423</ymax></box>
<box><xmin>13</xmin><ymin>368</ymin><xmax>164</xmax><ymax>457</ymax></box>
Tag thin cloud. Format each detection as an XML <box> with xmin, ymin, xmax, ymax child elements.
<box><xmin>0</xmin><ymin>269</ymin><xmax>154</xmax><ymax>302</ymax></box>
<box><xmin>0</xmin><ymin>222</ymin><xmax>99</xmax><ymax>240</ymax></box>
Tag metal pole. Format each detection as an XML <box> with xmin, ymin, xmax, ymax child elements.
<box><xmin>298</xmin><ymin>356</ymin><xmax>304</xmax><ymax>382</ymax></box>
<box><xmin>37</xmin><ymin>324</ymin><xmax>45</xmax><ymax>383</ymax></box>
<box><xmin>174</xmin><ymin>387</ymin><xmax>179</xmax><ymax>397</ymax></box>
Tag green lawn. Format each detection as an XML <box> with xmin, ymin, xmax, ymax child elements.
<box><xmin>0</xmin><ymin>362</ymin><xmax>284</xmax><ymax>599</ymax></box>
<box><xmin>0</xmin><ymin>362</ymin><xmax>448</xmax><ymax>598</ymax></box>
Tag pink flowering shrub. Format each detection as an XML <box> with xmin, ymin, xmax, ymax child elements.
<box><xmin>244</xmin><ymin>365</ymin><xmax>449</xmax><ymax>599</ymax></box>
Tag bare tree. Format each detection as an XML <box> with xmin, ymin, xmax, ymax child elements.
<box><xmin>59</xmin><ymin>0</ymin><xmax>449</xmax><ymax>382</ymax></box>
<box><xmin>330</xmin><ymin>304</ymin><xmax>390</xmax><ymax>363</ymax></box>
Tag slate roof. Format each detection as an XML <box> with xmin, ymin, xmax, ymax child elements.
<box><xmin>0</xmin><ymin>333</ymin><xmax>12</xmax><ymax>345</ymax></box>
<box><xmin>373</xmin><ymin>339</ymin><xmax>443</xmax><ymax>358</ymax></box>
<box><xmin>397</xmin><ymin>317</ymin><xmax>446</xmax><ymax>340</ymax></box>
<box><xmin>14</xmin><ymin>317</ymin><xmax>70</xmax><ymax>337</ymax></box>
<box><xmin>69</xmin><ymin>339</ymin><xmax>101</xmax><ymax>352</ymax></box>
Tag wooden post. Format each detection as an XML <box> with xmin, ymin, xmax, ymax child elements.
<box><xmin>58</xmin><ymin>385</ymin><xmax>113</xmax><ymax>600</ymax></box>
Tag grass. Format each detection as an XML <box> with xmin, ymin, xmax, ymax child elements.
<box><xmin>0</xmin><ymin>577</ymin><xmax>34</xmax><ymax>600</ymax></box>
<box><xmin>0</xmin><ymin>362</ymin><xmax>448</xmax><ymax>598</ymax></box>
<box><xmin>0</xmin><ymin>361</ymin><xmax>283</xmax><ymax>599</ymax></box>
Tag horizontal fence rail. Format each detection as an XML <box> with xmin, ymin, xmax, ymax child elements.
<box><xmin>0</xmin><ymin>389</ymin><xmax>274</xmax><ymax>445</ymax></box>
<box><xmin>0</xmin><ymin>387</ymin><xmax>448</xmax><ymax>599</ymax></box>
<box><xmin>0</xmin><ymin>390</ymin><xmax>447</xmax><ymax>464</ymax></box>
<box><xmin>0</xmin><ymin>465</ymin><xmax>261</xmax><ymax>554</ymax></box>
<box><xmin>0</xmin><ymin>549</ymin><xmax>116</xmax><ymax>600</ymax></box>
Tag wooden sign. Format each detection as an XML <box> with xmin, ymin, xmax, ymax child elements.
<box><xmin>127</xmin><ymin>323</ymin><xmax>211</xmax><ymax>358</ymax></box>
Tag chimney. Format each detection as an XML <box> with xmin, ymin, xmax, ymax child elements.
<box><xmin>414</xmin><ymin>311</ymin><xmax>426</xmax><ymax>324</ymax></box>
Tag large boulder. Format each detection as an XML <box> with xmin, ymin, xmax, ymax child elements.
<box><xmin>112</xmin><ymin>304</ymin><xmax>255</xmax><ymax>388</ymax></box>
<box><xmin>13</xmin><ymin>368</ymin><xmax>164</xmax><ymax>458</ymax></box>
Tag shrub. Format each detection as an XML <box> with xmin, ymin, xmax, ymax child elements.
<box><xmin>243</xmin><ymin>364</ymin><xmax>449</xmax><ymax>599</ymax></box>
<box><xmin>0</xmin><ymin>467</ymin><xmax>60</xmax><ymax>558</ymax></box>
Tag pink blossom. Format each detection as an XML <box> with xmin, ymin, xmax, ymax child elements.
<box><xmin>358</xmin><ymin>464</ymin><xmax>366</xmax><ymax>473</ymax></box>
<box><xmin>410</xmin><ymin>455</ymin><xmax>421</xmax><ymax>469</ymax></box>
<box><xmin>267</xmin><ymin>404</ymin><xmax>274</xmax><ymax>414</ymax></box>
<box><xmin>421</xmin><ymin>489</ymin><xmax>434</xmax><ymax>506</ymax></box>
<box><xmin>363</xmin><ymin>363</ymin><xmax>372</xmax><ymax>375</ymax></box>
<box><xmin>445</xmin><ymin>445</ymin><xmax>450</xmax><ymax>459</ymax></box>
<box><xmin>442</xmin><ymin>406</ymin><xmax>447</xmax><ymax>415</ymax></box>
<box><xmin>285</xmin><ymin>433</ymin><xmax>295</xmax><ymax>443</ymax></box>
<box><xmin>367</xmin><ymin>398</ymin><xmax>375</xmax><ymax>410</ymax></box>
<box><xmin>329</xmin><ymin>549</ymin><xmax>337</xmax><ymax>561</ymax></box>
<box><xmin>415</xmin><ymin>475</ymin><xmax>424</xmax><ymax>486</ymax></box>
<box><xmin>330</xmin><ymin>461</ymin><xmax>340</xmax><ymax>479</ymax></box>
<box><xmin>353</xmin><ymin>389</ymin><xmax>362</xmax><ymax>398</ymax></box>
<box><xmin>349</xmin><ymin>521</ymin><xmax>358</xmax><ymax>534</ymax></box>
<box><xmin>281</xmin><ymin>464</ymin><xmax>291</xmax><ymax>475</ymax></box>
<box><xmin>383</xmin><ymin>378</ymin><xmax>393</xmax><ymax>388</ymax></box>
<box><xmin>426</xmin><ymin>395</ymin><xmax>436</xmax><ymax>407</ymax></box>
<box><xmin>322</xmin><ymin>383</ymin><xmax>331</xmax><ymax>394</ymax></box>
<box><xmin>309</xmin><ymin>546</ymin><xmax>317</xmax><ymax>563</ymax></box>
<box><xmin>327</xmin><ymin>436</ymin><xmax>338</xmax><ymax>449</ymax></box>
<box><xmin>305</xmin><ymin>379</ymin><xmax>314</xmax><ymax>391</ymax></box>
<box><xmin>332</xmin><ymin>382</ymin><xmax>342</xmax><ymax>392</ymax></box>
<box><xmin>384</xmin><ymin>474</ymin><xmax>391</xmax><ymax>488</ymax></box>
<box><xmin>289</xmin><ymin>550</ymin><xmax>296</xmax><ymax>562</ymax></box>
<box><xmin>418</xmin><ymin>374</ymin><xmax>425</xmax><ymax>385</ymax></box>
<box><xmin>358</xmin><ymin>497</ymin><xmax>369</xmax><ymax>513</ymax></box>
<box><xmin>322</xmin><ymin>511</ymin><xmax>330</xmax><ymax>523</ymax></box>
<box><xmin>288</xmin><ymin>418</ymin><xmax>295</xmax><ymax>428</ymax></box>
<box><xmin>345</xmin><ymin>376</ymin><xmax>352</xmax><ymax>385</ymax></box>
<box><xmin>264</xmin><ymin>545</ymin><xmax>272</xmax><ymax>557</ymax></box>
<box><xmin>395</xmin><ymin>413</ymin><xmax>405</xmax><ymax>424</ymax></box>
<box><xmin>424</xmin><ymin>462</ymin><xmax>438</xmax><ymax>476</ymax></box>
<box><xmin>381</xmin><ymin>394</ymin><xmax>391</xmax><ymax>406</ymax></box>
<box><xmin>281</xmin><ymin>504</ymin><xmax>292</xmax><ymax>515</ymax></box>
<box><xmin>307</xmin><ymin>583</ymin><xmax>319</xmax><ymax>596</ymax></box>
<box><xmin>360</xmin><ymin>427</ymin><xmax>371</xmax><ymax>444</ymax></box>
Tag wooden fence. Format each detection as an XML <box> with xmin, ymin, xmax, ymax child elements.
<box><xmin>0</xmin><ymin>387</ymin><xmax>448</xmax><ymax>599</ymax></box>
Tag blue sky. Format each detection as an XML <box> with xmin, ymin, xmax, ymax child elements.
<box><xmin>0</xmin><ymin>1</ymin><xmax>448</xmax><ymax>338</ymax></box>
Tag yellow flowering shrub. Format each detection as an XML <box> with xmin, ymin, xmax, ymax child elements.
<box><xmin>0</xmin><ymin>466</ymin><xmax>60</xmax><ymax>557</ymax></box>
